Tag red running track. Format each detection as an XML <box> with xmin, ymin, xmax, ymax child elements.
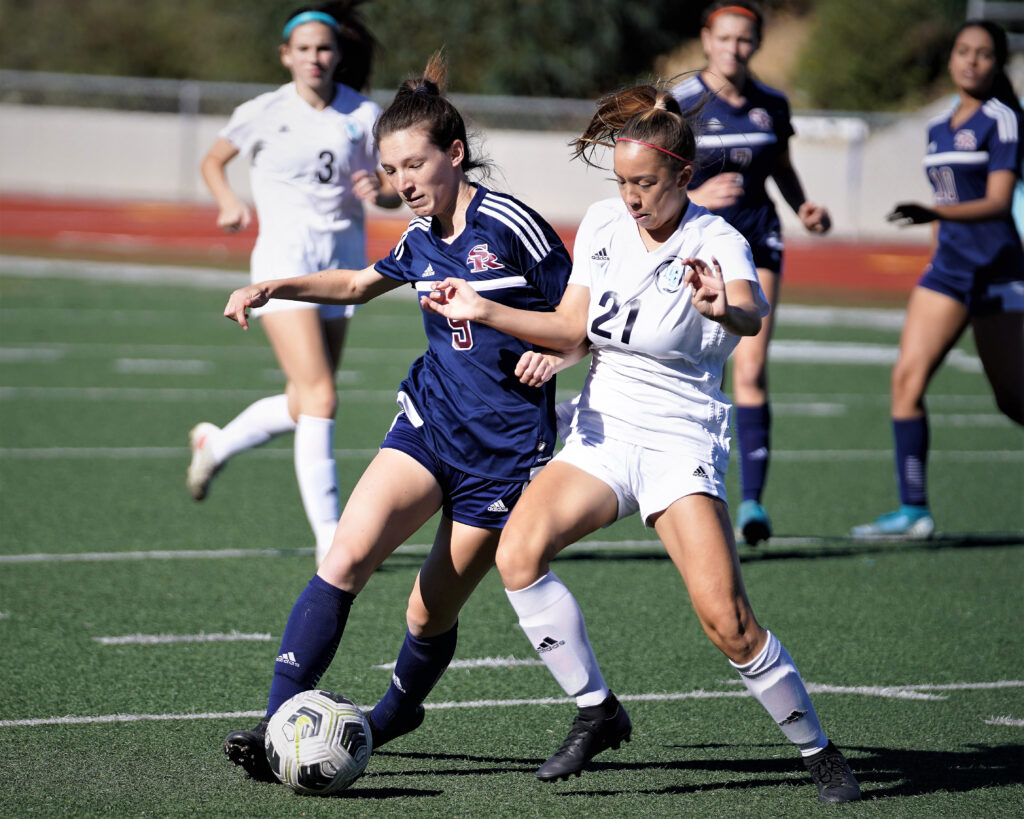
<box><xmin>0</xmin><ymin>194</ymin><xmax>931</xmax><ymax>303</ymax></box>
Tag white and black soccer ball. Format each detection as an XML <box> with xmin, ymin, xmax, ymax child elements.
<box><xmin>265</xmin><ymin>689</ymin><xmax>372</xmax><ymax>795</ymax></box>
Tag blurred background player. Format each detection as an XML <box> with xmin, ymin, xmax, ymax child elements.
<box><xmin>852</xmin><ymin>19</ymin><xmax>1024</xmax><ymax>540</ymax></box>
<box><xmin>672</xmin><ymin>0</ymin><xmax>830</xmax><ymax>546</ymax></box>
<box><xmin>422</xmin><ymin>83</ymin><xmax>860</xmax><ymax>804</ymax></box>
<box><xmin>219</xmin><ymin>52</ymin><xmax>573</xmax><ymax>782</ymax></box>
<box><xmin>188</xmin><ymin>2</ymin><xmax>400</xmax><ymax>565</ymax></box>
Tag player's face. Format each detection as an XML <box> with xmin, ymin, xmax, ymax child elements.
<box><xmin>280</xmin><ymin>22</ymin><xmax>341</xmax><ymax>93</ymax></box>
<box><xmin>613</xmin><ymin>141</ymin><xmax>692</xmax><ymax>242</ymax></box>
<box><xmin>948</xmin><ymin>26</ymin><xmax>999</xmax><ymax>98</ymax></box>
<box><xmin>701</xmin><ymin>14</ymin><xmax>758</xmax><ymax>82</ymax></box>
<box><xmin>379</xmin><ymin>127</ymin><xmax>465</xmax><ymax>218</ymax></box>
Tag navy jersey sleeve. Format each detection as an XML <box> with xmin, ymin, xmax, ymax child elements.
<box><xmin>984</xmin><ymin>102</ymin><xmax>1021</xmax><ymax>174</ymax></box>
<box><xmin>374</xmin><ymin>219</ymin><xmax>432</xmax><ymax>283</ymax></box>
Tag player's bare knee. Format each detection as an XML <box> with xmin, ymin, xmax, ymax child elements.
<box><xmin>495</xmin><ymin>538</ymin><xmax>547</xmax><ymax>591</ymax></box>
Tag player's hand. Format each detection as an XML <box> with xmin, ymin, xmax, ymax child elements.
<box><xmin>682</xmin><ymin>256</ymin><xmax>728</xmax><ymax>319</ymax></box>
<box><xmin>224</xmin><ymin>285</ymin><xmax>270</xmax><ymax>330</ymax></box>
<box><xmin>351</xmin><ymin>169</ymin><xmax>381</xmax><ymax>203</ymax></box>
<box><xmin>887</xmin><ymin>202</ymin><xmax>936</xmax><ymax>226</ymax></box>
<box><xmin>798</xmin><ymin>201</ymin><xmax>831</xmax><ymax>234</ymax></box>
<box><xmin>689</xmin><ymin>173</ymin><xmax>744</xmax><ymax>210</ymax></box>
<box><xmin>216</xmin><ymin>201</ymin><xmax>252</xmax><ymax>233</ymax></box>
<box><xmin>420</xmin><ymin>278</ymin><xmax>487</xmax><ymax>322</ymax></box>
<box><xmin>515</xmin><ymin>350</ymin><xmax>556</xmax><ymax>387</ymax></box>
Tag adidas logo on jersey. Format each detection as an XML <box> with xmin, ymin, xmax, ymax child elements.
<box><xmin>591</xmin><ymin>247</ymin><xmax>610</xmax><ymax>263</ymax></box>
<box><xmin>692</xmin><ymin>465</ymin><xmax>709</xmax><ymax>479</ymax></box>
<box><xmin>276</xmin><ymin>651</ymin><xmax>300</xmax><ymax>667</ymax></box>
<box><xmin>487</xmin><ymin>498</ymin><xmax>509</xmax><ymax>513</ymax></box>
<box><xmin>535</xmin><ymin>636</ymin><xmax>565</xmax><ymax>654</ymax></box>
<box><xmin>423</xmin><ymin>263</ymin><xmax>436</xmax><ymax>277</ymax></box>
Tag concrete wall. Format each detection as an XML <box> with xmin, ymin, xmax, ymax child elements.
<box><xmin>0</xmin><ymin>103</ymin><xmax>938</xmax><ymax>240</ymax></box>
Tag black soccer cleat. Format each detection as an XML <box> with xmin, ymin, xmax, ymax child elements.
<box><xmin>223</xmin><ymin>717</ymin><xmax>276</xmax><ymax>783</ymax></box>
<box><xmin>803</xmin><ymin>742</ymin><xmax>861</xmax><ymax>803</ymax></box>
<box><xmin>366</xmin><ymin>704</ymin><xmax>425</xmax><ymax>749</ymax></box>
<box><xmin>536</xmin><ymin>692</ymin><xmax>632</xmax><ymax>781</ymax></box>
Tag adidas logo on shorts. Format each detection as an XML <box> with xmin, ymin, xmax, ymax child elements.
<box><xmin>692</xmin><ymin>465</ymin><xmax>709</xmax><ymax>479</ymax></box>
<box><xmin>487</xmin><ymin>498</ymin><xmax>509</xmax><ymax>513</ymax></box>
<box><xmin>591</xmin><ymin>247</ymin><xmax>610</xmax><ymax>263</ymax></box>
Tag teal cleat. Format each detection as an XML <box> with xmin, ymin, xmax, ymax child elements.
<box><xmin>736</xmin><ymin>499</ymin><xmax>772</xmax><ymax>546</ymax></box>
<box><xmin>851</xmin><ymin>505</ymin><xmax>934</xmax><ymax>540</ymax></box>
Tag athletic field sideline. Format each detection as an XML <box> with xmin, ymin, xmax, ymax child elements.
<box><xmin>1</xmin><ymin>258</ymin><xmax>1021</xmax><ymax>816</ymax></box>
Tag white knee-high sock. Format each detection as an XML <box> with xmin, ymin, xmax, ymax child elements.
<box><xmin>506</xmin><ymin>571</ymin><xmax>609</xmax><ymax>707</ymax></box>
<box><xmin>294</xmin><ymin>414</ymin><xmax>340</xmax><ymax>564</ymax></box>
<box><xmin>208</xmin><ymin>394</ymin><xmax>295</xmax><ymax>464</ymax></box>
<box><xmin>730</xmin><ymin>630</ymin><xmax>828</xmax><ymax>756</ymax></box>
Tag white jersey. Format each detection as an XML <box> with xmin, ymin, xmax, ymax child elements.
<box><xmin>567</xmin><ymin>197</ymin><xmax>769</xmax><ymax>470</ymax></box>
<box><xmin>221</xmin><ymin>82</ymin><xmax>381</xmax><ymax>280</ymax></box>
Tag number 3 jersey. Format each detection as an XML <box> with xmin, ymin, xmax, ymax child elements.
<box><xmin>220</xmin><ymin>82</ymin><xmax>382</xmax><ymax>277</ymax></box>
<box><xmin>567</xmin><ymin>197</ymin><xmax>769</xmax><ymax>470</ymax></box>
<box><xmin>374</xmin><ymin>184</ymin><xmax>572</xmax><ymax>481</ymax></box>
<box><xmin>924</xmin><ymin>98</ymin><xmax>1023</xmax><ymax>278</ymax></box>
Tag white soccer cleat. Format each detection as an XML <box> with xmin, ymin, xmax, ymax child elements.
<box><xmin>186</xmin><ymin>422</ymin><xmax>221</xmax><ymax>501</ymax></box>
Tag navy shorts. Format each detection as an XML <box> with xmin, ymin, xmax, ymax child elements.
<box><xmin>380</xmin><ymin>412</ymin><xmax>527</xmax><ymax>529</ymax></box>
<box><xmin>919</xmin><ymin>263</ymin><xmax>1024</xmax><ymax>316</ymax></box>
<box><xmin>748</xmin><ymin>228</ymin><xmax>784</xmax><ymax>274</ymax></box>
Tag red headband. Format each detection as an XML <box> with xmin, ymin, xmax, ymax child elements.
<box><xmin>706</xmin><ymin>5</ymin><xmax>759</xmax><ymax>26</ymax></box>
<box><xmin>615</xmin><ymin>138</ymin><xmax>692</xmax><ymax>165</ymax></box>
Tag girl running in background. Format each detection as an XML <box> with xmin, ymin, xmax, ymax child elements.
<box><xmin>190</xmin><ymin>2</ymin><xmax>400</xmax><ymax>565</ymax></box>
<box><xmin>672</xmin><ymin>0</ymin><xmax>831</xmax><ymax>546</ymax></box>
<box><xmin>853</xmin><ymin>19</ymin><xmax>1023</xmax><ymax>539</ymax></box>
<box><xmin>220</xmin><ymin>51</ymin><xmax>573</xmax><ymax>783</ymax></box>
<box><xmin>423</xmin><ymin>82</ymin><xmax>860</xmax><ymax>803</ymax></box>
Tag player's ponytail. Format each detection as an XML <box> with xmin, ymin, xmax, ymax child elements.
<box><xmin>374</xmin><ymin>49</ymin><xmax>490</xmax><ymax>175</ymax></box>
<box><xmin>572</xmin><ymin>84</ymin><xmax>697</xmax><ymax>172</ymax></box>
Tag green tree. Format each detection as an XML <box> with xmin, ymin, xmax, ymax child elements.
<box><xmin>796</xmin><ymin>0</ymin><xmax>963</xmax><ymax>110</ymax></box>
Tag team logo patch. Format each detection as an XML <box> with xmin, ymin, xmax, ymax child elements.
<box><xmin>466</xmin><ymin>244</ymin><xmax>504</xmax><ymax>272</ymax></box>
<box><xmin>749</xmin><ymin>107</ymin><xmax>773</xmax><ymax>130</ymax></box>
<box><xmin>656</xmin><ymin>257</ymin><xmax>688</xmax><ymax>294</ymax></box>
<box><xmin>953</xmin><ymin>129</ymin><xmax>977</xmax><ymax>151</ymax></box>
<box><xmin>345</xmin><ymin>122</ymin><xmax>363</xmax><ymax>141</ymax></box>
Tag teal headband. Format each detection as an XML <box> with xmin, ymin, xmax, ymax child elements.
<box><xmin>282</xmin><ymin>10</ymin><xmax>339</xmax><ymax>39</ymax></box>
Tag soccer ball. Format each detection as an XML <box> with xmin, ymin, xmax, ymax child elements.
<box><xmin>265</xmin><ymin>690</ymin><xmax>372</xmax><ymax>795</ymax></box>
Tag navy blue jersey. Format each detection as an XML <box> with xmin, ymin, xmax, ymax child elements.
<box><xmin>671</xmin><ymin>74</ymin><xmax>794</xmax><ymax>241</ymax></box>
<box><xmin>925</xmin><ymin>99</ymin><xmax>1024</xmax><ymax>277</ymax></box>
<box><xmin>375</xmin><ymin>184</ymin><xmax>571</xmax><ymax>480</ymax></box>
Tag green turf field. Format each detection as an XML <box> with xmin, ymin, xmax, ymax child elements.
<box><xmin>1</xmin><ymin>260</ymin><xmax>1022</xmax><ymax>817</ymax></box>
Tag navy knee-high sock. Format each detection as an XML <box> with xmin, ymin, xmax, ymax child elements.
<box><xmin>893</xmin><ymin>416</ymin><xmax>929</xmax><ymax>507</ymax></box>
<box><xmin>736</xmin><ymin>404</ymin><xmax>771</xmax><ymax>503</ymax></box>
<box><xmin>369</xmin><ymin>624</ymin><xmax>458</xmax><ymax>729</ymax></box>
<box><xmin>266</xmin><ymin>574</ymin><xmax>355</xmax><ymax>717</ymax></box>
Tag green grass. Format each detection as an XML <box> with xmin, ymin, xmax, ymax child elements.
<box><xmin>1</xmin><ymin>264</ymin><xmax>1022</xmax><ymax>816</ymax></box>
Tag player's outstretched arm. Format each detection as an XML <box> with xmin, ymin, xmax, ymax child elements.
<box><xmin>421</xmin><ymin>279</ymin><xmax>591</xmax><ymax>353</ymax></box>
<box><xmin>223</xmin><ymin>265</ymin><xmax>399</xmax><ymax>329</ymax></box>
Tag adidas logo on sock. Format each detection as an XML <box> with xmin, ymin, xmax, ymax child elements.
<box><xmin>391</xmin><ymin>673</ymin><xmax>407</xmax><ymax>694</ymax></box>
<box><xmin>779</xmin><ymin>709</ymin><xmax>807</xmax><ymax>726</ymax></box>
<box><xmin>692</xmin><ymin>465</ymin><xmax>709</xmax><ymax>479</ymax></box>
<box><xmin>487</xmin><ymin>498</ymin><xmax>509</xmax><ymax>513</ymax></box>
<box><xmin>591</xmin><ymin>247</ymin><xmax>609</xmax><ymax>262</ymax></box>
<box><xmin>276</xmin><ymin>651</ymin><xmax>300</xmax><ymax>668</ymax></box>
<box><xmin>535</xmin><ymin>636</ymin><xmax>565</xmax><ymax>654</ymax></box>
<box><xmin>748</xmin><ymin>447</ymin><xmax>769</xmax><ymax>460</ymax></box>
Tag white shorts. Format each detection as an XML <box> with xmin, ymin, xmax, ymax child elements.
<box><xmin>251</xmin><ymin>299</ymin><xmax>355</xmax><ymax>320</ymax></box>
<box><xmin>554</xmin><ymin>429</ymin><xmax>726</xmax><ymax>525</ymax></box>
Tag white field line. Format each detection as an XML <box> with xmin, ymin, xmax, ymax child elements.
<box><xmin>2</xmin><ymin>447</ymin><xmax>1019</xmax><ymax>463</ymax></box>
<box><xmin>2</xmin><ymin>680</ymin><xmax>1022</xmax><ymax>728</ymax></box>
<box><xmin>0</xmin><ymin>386</ymin><xmax>398</xmax><ymax>402</ymax></box>
<box><xmin>985</xmin><ymin>716</ymin><xmax>1024</xmax><ymax>727</ymax></box>
<box><xmin>374</xmin><ymin>656</ymin><xmax>544</xmax><ymax>670</ymax></box>
<box><xmin>93</xmin><ymin>631</ymin><xmax>272</xmax><ymax>646</ymax></box>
